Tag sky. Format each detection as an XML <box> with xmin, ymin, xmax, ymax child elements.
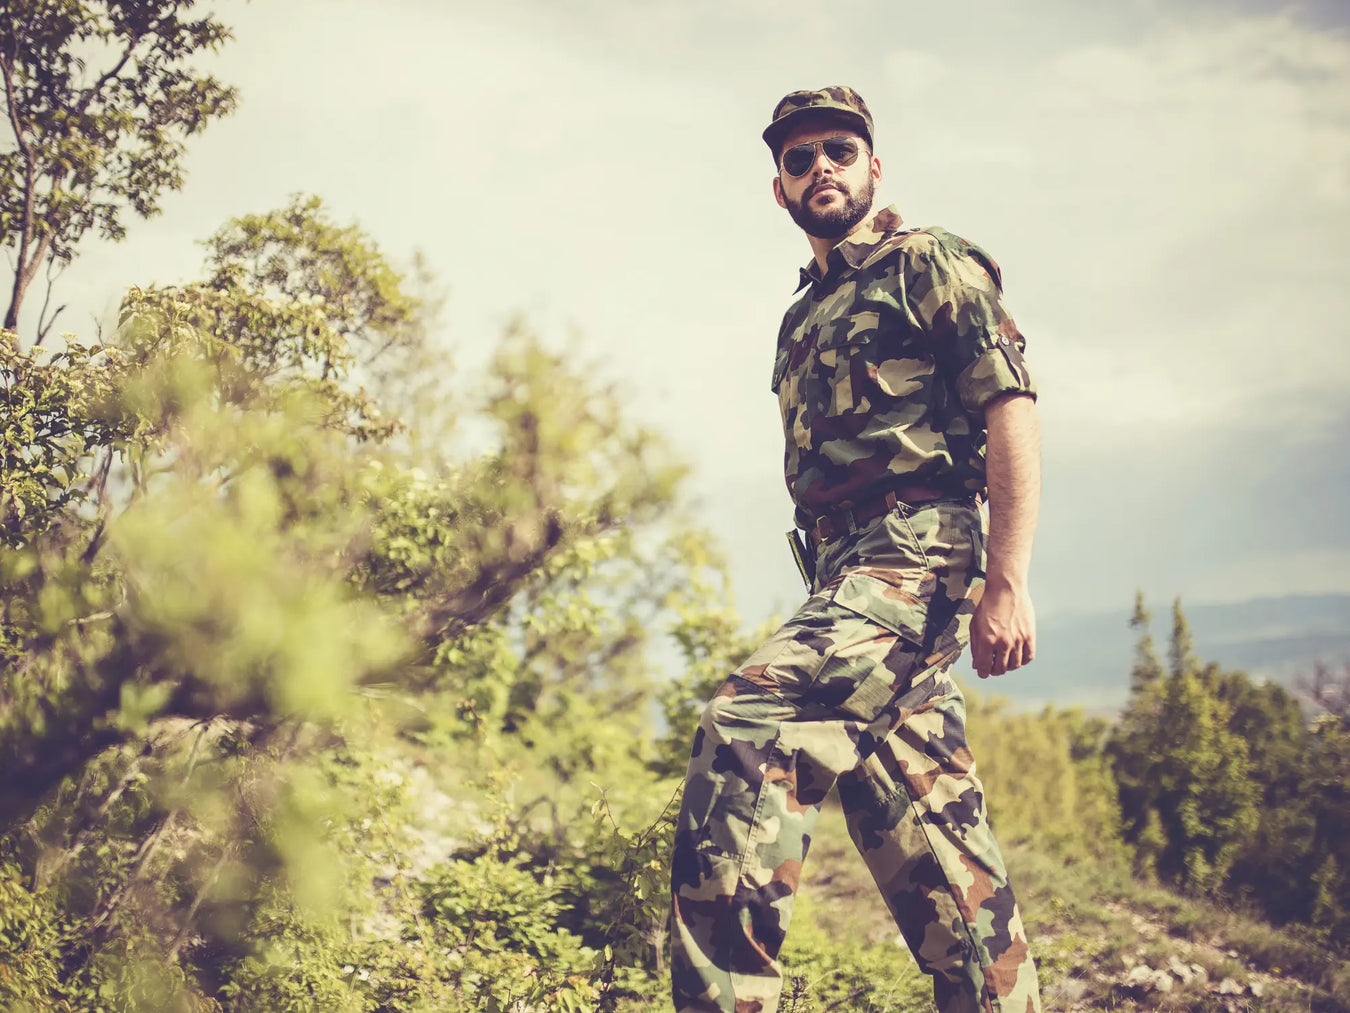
<box><xmin>17</xmin><ymin>0</ymin><xmax>1350</xmax><ymax>632</ymax></box>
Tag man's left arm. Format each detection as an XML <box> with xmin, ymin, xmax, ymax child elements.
<box><xmin>971</xmin><ymin>392</ymin><xmax>1040</xmax><ymax>678</ymax></box>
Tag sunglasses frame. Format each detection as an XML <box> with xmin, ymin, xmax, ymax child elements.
<box><xmin>779</xmin><ymin>135</ymin><xmax>866</xmax><ymax>178</ymax></box>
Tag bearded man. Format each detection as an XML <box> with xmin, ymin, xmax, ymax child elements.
<box><xmin>669</xmin><ymin>86</ymin><xmax>1044</xmax><ymax>1013</ymax></box>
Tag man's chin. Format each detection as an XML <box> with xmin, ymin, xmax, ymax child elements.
<box><xmin>803</xmin><ymin>221</ymin><xmax>850</xmax><ymax>239</ymax></box>
<box><xmin>789</xmin><ymin>194</ymin><xmax>873</xmax><ymax>240</ymax></box>
<box><xmin>799</xmin><ymin>210</ymin><xmax>861</xmax><ymax>239</ymax></box>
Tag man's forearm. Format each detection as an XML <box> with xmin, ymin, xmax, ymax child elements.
<box><xmin>983</xmin><ymin>393</ymin><xmax>1040</xmax><ymax>587</ymax></box>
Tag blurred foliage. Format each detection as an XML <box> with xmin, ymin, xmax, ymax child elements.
<box><xmin>0</xmin><ymin>183</ymin><xmax>707</xmax><ymax>1008</ymax></box>
<box><xmin>966</xmin><ymin>689</ymin><xmax>1127</xmax><ymax>866</ymax></box>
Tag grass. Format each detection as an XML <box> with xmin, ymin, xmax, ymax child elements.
<box><xmin>764</xmin><ymin>798</ymin><xmax>1350</xmax><ymax>1012</ymax></box>
<box><xmin>598</xmin><ymin>791</ymin><xmax>1349</xmax><ymax>1011</ymax></box>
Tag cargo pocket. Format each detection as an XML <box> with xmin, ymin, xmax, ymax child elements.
<box><xmin>811</xmin><ymin>568</ymin><xmax>937</xmax><ymax>722</ymax></box>
<box><xmin>807</xmin><ymin>319</ymin><xmax>881</xmax><ymax>417</ymax></box>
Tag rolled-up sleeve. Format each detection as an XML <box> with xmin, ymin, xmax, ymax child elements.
<box><xmin>904</xmin><ymin>233</ymin><xmax>1036</xmax><ymax>415</ymax></box>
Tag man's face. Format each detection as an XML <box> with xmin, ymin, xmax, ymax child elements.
<box><xmin>772</xmin><ymin>119</ymin><xmax>881</xmax><ymax>240</ymax></box>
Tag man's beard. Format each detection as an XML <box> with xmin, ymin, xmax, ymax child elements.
<box><xmin>786</xmin><ymin>173</ymin><xmax>874</xmax><ymax>239</ymax></box>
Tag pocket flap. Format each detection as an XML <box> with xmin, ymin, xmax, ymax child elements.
<box><xmin>814</xmin><ymin>310</ymin><xmax>881</xmax><ymax>351</ymax></box>
<box><xmin>830</xmin><ymin>568</ymin><xmax>931</xmax><ymax>646</ymax></box>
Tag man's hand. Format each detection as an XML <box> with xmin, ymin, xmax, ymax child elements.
<box><xmin>971</xmin><ymin>576</ymin><xmax>1036</xmax><ymax>678</ymax></box>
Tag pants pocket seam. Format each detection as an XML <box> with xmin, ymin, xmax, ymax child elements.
<box><xmin>734</xmin><ymin>733</ymin><xmax>785</xmax><ymax>877</ymax></box>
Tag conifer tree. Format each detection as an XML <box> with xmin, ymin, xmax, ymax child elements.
<box><xmin>1129</xmin><ymin>590</ymin><xmax>1163</xmax><ymax>694</ymax></box>
<box><xmin>1168</xmin><ymin>595</ymin><xmax>1194</xmax><ymax>679</ymax></box>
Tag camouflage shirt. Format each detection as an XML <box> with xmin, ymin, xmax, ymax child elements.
<box><xmin>771</xmin><ymin>205</ymin><xmax>1036</xmax><ymax>530</ymax></box>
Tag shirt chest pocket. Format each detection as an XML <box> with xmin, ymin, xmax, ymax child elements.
<box><xmin>806</xmin><ymin>310</ymin><xmax>883</xmax><ymax>418</ymax></box>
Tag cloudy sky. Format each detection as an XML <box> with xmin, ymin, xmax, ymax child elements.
<box><xmin>25</xmin><ymin>0</ymin><xmax>1350</xmax><ymax>631</ymax></box>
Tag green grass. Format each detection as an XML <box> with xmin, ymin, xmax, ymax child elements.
<box><xmin>758</xmin><ymin>800</ymin><xmax>1350</xmax><ymax>1012</ymax></box>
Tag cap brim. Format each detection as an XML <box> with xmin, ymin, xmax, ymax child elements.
<box><xmin>762</xmin><ymin>107</ymin><xmax>871</xmax><ymax>154</ymax></box>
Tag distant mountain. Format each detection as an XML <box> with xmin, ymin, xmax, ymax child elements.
<box><xmin>968</xmin><ymin>593</ymin><xmax>1350</xmax><ymax>714</ymax></box>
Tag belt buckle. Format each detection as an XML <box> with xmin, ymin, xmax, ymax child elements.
<box><xmin>810</xmin><ymin>510</ymin><xmax>841</xmax><ymax>545</ymax></box>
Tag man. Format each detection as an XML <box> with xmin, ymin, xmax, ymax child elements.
<box><xmin>669</xmin><ymin>86</ymin><xmax>1044</xmax><ymax>1013</ymax></box>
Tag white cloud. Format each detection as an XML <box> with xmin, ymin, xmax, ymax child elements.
<box><xmin>880</xmin><ymin>15</ymin><xmax>1350</xmax><ymax>453</ymax></box>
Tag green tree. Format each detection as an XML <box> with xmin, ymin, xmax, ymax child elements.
<box><xmin>965</xmin><ymin>692</ymin><xmax>1127</xmax><ymax>864</ymax></box>
<box><xmin>0</xmin><ymin>196</ymin><xmax>427</xmax><ymax>827</ymax></box>
<box><xmin>1129</xmin><ymin>589</ymin><xmax>1163</xmax><ymax>693</ymax></box>
<box><xmin>1109</xmin><ymin>596</ymin><xmax>1258</xmax><ymax>894</ymax></box>
<box><xmin>0</xmin><ymin>181</ymin><xmax>721</xmax><ymax>1007</ymax></box>
<box><xmin>1149</xmin><ymin>661</ymin><xmax>1258</xmax><ymax>893</ymax></box>
<box><xmin>0</xmin><ymin>0</ymin><xmax>237</xmax><ymax>335</ymax></box>
<box><xmin>1221</xmin><ymin>673</ymin><xmax>1317</xmax><ymax>923</ymax></box>
<box><xmin>1110</xmin><ymin>591</ymin><xmax>1167</xmax><ymax>852</ymax></box>
<box><xmin>1167</xmin><ymin>595</ymin><xmax>1193</xmax><ymax>679</ymax></box>
<box><xmin>1303</xmin><ymin>664</ymin><xmax>1350</xmax><ymax>938</ymax></box>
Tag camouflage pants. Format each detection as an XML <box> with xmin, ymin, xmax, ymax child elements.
<box><xmin>670</xmin><ymin>500</ymin><xmax>1041</xmax><ymax>1013</ymax></box>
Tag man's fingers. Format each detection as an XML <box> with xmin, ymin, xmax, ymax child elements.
<box><xmin>990</xmin><ymin>639</ymin><xmax>1011</xmax><ymax>676</ymax></box>
<box><xmin>997</xmin><ymin>634</ymin><xmax>1034</xmax><ymax>672</ymax></box>
<box><xmin>970</xmin><ymin>611</ymin><xmax>991</xmax><ymax>678</ymax></box>
<box><xmin>971</xmin><ymin>635</ymin><xmax>991</xmax><ymax>679</ymax></box>
<box><xmin>976</xmin><ymin>635</ymin><xmax>1010</xmax><ymax>678</ymax></box>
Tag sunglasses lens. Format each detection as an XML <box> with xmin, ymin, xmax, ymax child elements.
<box><xmin>781</xmin><ymin>143</ymin><xmax>815</xmax><ymax>177</ymax></box>
<box><xmin>823</xmin><ymin>138</ymin><xmax>859</xmax><ymax>166</ymax></box>
<box><xmin>781</xmin><ymin>137</ymin><xmax>862</xmax><ymax>176</ymax></box>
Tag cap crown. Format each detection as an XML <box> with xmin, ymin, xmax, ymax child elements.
<box><xmin>763</xmin><ymin>85</ymin><xmax>874</xmax><ymax>156</ymax></box>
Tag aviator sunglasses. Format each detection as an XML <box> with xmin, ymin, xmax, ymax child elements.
<box><xmin>779</xmin><ymin>136</ymin><xmax>865</xmax><ymax>177</ymax></box>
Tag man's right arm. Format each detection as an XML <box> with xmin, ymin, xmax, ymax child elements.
<box><xmin>900</xmin><ymin>232</ymin><xmax>1040</xmax><ymax>678</ymax></box>
<box><xmin>971</xmin><ymin>391</ymin><xmax>1040</xmax><ymax>678</ymax></box>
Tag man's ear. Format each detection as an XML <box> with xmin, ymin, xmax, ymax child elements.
<box><xmin>871</xmin><ymin>154</ymin><xmax>883</xmax><ymax>185</ymax></box>
<box><xmin>772</xmin><ymin>176</ymin><xmax>787</xmax><ymax>209</ymax></box>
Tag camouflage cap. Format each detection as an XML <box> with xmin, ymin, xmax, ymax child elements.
<box><xmin>762</xmin><ymin>85</ymin><xmax>874</xmax><ymax>158</ymax></box>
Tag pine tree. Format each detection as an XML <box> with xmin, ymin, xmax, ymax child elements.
<box><xmin>1129</xmin><ymin>591</ymin><xmax>1163</xmax><ymax>694</ymax></box>
<box><xmin>1168</xmin><ymin>595</ymin><xmax>1195</xmax><ymax>679</ymax></box>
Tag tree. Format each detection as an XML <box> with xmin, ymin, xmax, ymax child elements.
<box><xmin>1148</xmin><ymin>661</ymin><xmax>1258</xmax><ymax>893</ymax></box>
<box><xmin>1110</xmin><ymin>596</ymin><xmax>1258</xmax><ymax>894</ymax></box>
<box><xmin>1128</xmin><ymin>589</ymin><xmax>1163</xmax><ymax>694</ymax></box>
<box><xmin>0</xmin><ymin>0</ymin><xmax>237</xmax><ymax>337</ymax></box>
<box><xmin>1302</xmin><ymin>663</ymin><xmax>1350</xmax><ymax>938</ymax></box>
<box><xmin>0</xmin><ymin>197</ymin><xmax>429</xmax><ymax>827</ymax></box>
<box><xmin>1221</xmin><ymin>673</ymin><xmax>1316</xmax><ymax>921</ymax></box>
<box><xmin>0</xmin><ymin>179</ymin><xmax>715</xmax><ymax>1005</ymax></box>
<box><xmin>1111</xmin><ymin>591</ymin><xmax>1168</xmax><ymax>848</ymax></box>
<box><xmin>1167</xmin><ymin>595</ymin><xmax>1193</xmax><ymax>679</ymax></box>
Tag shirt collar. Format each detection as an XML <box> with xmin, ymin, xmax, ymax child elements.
<box><xmin>796</xmin><ymin>204</ymin><xmax>906</xmax><ymax>291</ymax></box>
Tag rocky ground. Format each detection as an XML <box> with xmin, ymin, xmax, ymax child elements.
<box><xmin>794</xmin><ymin>803</ymin><xmax>1349</xmax><ymax>1013</ymax></box>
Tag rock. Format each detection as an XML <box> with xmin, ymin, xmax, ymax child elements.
<box><xmin>1125</xmin><ymin>965</ymin><xmax>1174</xmax><ymax>994</ymax></box>
<box><xmin>1166</xmin><ymin>955</ymin><xmax>1192</xmax><ymax>982</ymax></box>
<box><xmin>1217</xmin><ymin>977</ymin><xmax>1243</xmax><ymax>995</ymax></box>
<box><xmin>1249</xmin><ymin>979</ymin><xmax>1266</xmax><ymax>997</ymax></box>
<box><xmin>1057</xmin><ymin>978</ymin><xmax>1090</xmax><ymax>1002</ymax></box>
<box><xmin>1126</xmin><ymin>965</ymin><xmax>1153</xmax><ymax>985</ymax></box>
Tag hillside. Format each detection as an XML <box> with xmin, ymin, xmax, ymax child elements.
<box><xmin>770</xmin><ymin>801</ymin><xmax>1350</xmax><ymax>1013</ymax></box>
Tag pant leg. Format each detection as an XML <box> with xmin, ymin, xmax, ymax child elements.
<box><xmin>670</xmin><ymin>565</ymin><xmax>964</xmax><ymax>1013</ymax></box>
<box><xmin>837</xmin><ymin>678</ymin><xmax>1042</xmax><ymax>1013</ymax></box>
<box><xmin>834</xmin><ymin>539</ymin><xmax>1040</xmax><ymax>1013</ymax></box>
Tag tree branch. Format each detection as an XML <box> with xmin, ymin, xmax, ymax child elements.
<box><xmin>33</xmin><ymin>255</ymin><xmax>67</xmax><ymax>347</ymax></box>
<box><xmin>72</xmin><ymin>34</ymin><xmax>141</xmax><ymax>120</ymax></box>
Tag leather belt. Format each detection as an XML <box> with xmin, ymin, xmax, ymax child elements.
<box><xmin>810</xmin><ymin>484</ymin><xmax>949</xmax><ymax>545</ymax></box>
